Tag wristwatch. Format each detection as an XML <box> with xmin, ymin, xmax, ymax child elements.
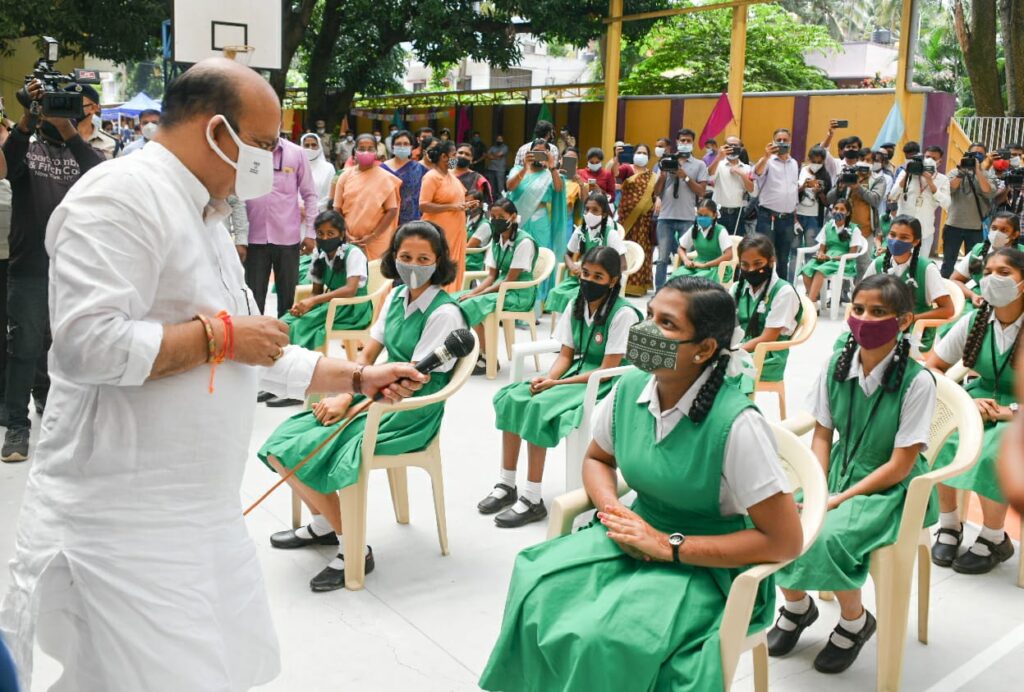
<box><xmin>668</xmin><ymin>533</ymin><xmax>686</xmax><ymax>563</ymax></box>
<box><xmin>1010</xmin><ymin>403</ymin><xmax>1019</xmax><ymax>415</ymax></box>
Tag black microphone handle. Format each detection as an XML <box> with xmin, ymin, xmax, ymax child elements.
<box><xmin>371</xmin><ymin>345</ymin><xmax>451</xmax><ymax>401</ymax></box>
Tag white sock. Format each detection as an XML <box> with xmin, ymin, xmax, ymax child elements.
<box><xmin>777</xmin><ymin>595</ymin><xmax>810</xmax><ymax>632</ymax></box>
<box><xmin>311</xmin><ymin>513</ymin><xmax>334</xmax><ymax>535</ymax></box>
<box><xmin>522</xmin><ymin>480</ymin><xmax>542</xmax><ymax>504</ymax></box>
<box><xmin>937</xmin><ymin>512</ymin><xmax>962</xmax><ymax>545</ymax></box>
<box><xmin>326</xmin><ymin>544</ymin><xmax>369</xmax><ymax>571</ymax></box>
<box><xmin>831</xmin><ymin>610</ymin><xmax>867</xmax><ymax>649</ymax></box>
<box><xmin>970</xmin><ymin>526</ymin><xmax>1006</xmax><ymax>556</ymax></box>
<box><xmin>489</xmin><ymin>470</ymin><xmax>517</xmax><ymax>500</ymax></box>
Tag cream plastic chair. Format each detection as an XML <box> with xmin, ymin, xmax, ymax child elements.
<box><xmin>321</xmin><ymin>259</ymin><xmax>393</xmax><ymax>359</ymax></box>
<box><xmin>462</xmin><ymin>247</ymin><xmax>489</xmax><ymax>290</ymax></box>
<box><xmin>794</xmin><ymin>242</ymin><xmax>868</xmax><ymax>320</ymax></box>
<box><xmin>547</xmin><ymin>240</ymin><xmax>645</xmax><ymax>333</ymax></box>
<box><xmin>670</xmin><ymin>234</ymin><xmax>740</xmax><ymax>287</ymax></box>
<box><xmin>910</xmin><ymin>278</ymin><xmax>965</xmax><ymax>360</ymax></box>
<box><xmin>546</xmin><ymin>423</ymin><xmax>828</xmax><ymax>691</ymax></box>
<box><xmin>782</xmin><ymin>375</ymin><xmax>984</xmax><ymax>691</ymax></box>
<box><xmin>481</xmin><ymin>247</ymin><xmax>556</xmax><ymax>380</ymax></box>
<box><xmin>750</xmin><ymin>294</ymin><xmax>818</xmax><ymax>419</ymax></box>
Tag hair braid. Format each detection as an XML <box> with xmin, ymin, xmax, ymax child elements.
<box><xmin>833</xmin><ymin>333</ymin><xmax>858</xmax><ymax>383</ymax></box>
<box><xmin>593</xmin><ymin>287</ymin><xmax>617</xmax><ymax>326</ymax></box>
<box><xmin>905</xmin><ymin>243</ymin><xmax>922</xmax><ymax>290</ymax></box>
<box><xmin>882</xmin><ymin>246</ymin><xmax>893</xmax><ymax>272</ymax></box>
<box><xmin>689</xmin><ymin>353</ymin><xmax>730</xmax><ymax>424</ymax></box>
<box><xmin>968</xmin><ymin>239</ymin><xmax>992</xmax><ymax>277</ymax></box>
<box><xmin>962</xmin><ymin>300</ymin><xmax>993</xmax><ymax>369</ymax></box>
<box><xmin>571</xmin><ymin>282</ymin><xmax>586</xmax><ymax>323</ymax></box>
<box><xmin>882</xmin><ymin>335</ymin><xmax>912</xmax><ymax>393</ymax></box>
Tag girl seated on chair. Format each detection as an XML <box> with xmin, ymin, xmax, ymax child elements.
<box><xmin>544</xmin><ymin>191</ymin><xmax>627</xmax><ymax>315</ymax></box>
<box><xmin>259</xmin><ymin>221</ymin><xmax>467</xmax><ymax>593</ymax></box>
<box><xmin>479</xmin><ymin>276</ymin><xmax>801</xmax><ymax>692</ymax></box>
<box><xmin>464</xmin><ymin>189</ymin><xmax>491</xmax><ymax>273</ymax></box>
<box><xmin>798</xmin><ymin>199</ymin><xmax>868</xmax><ymax>304</ymax></box>
<box><xmin>731</xmin><ymin>235</ymin><xmax>802</xmax><ymax>394</ymax></box>
<box><xmin>477</xmin><ymin>246</ymin><xmax>641</xmax><ymax>528</ymax></box>
<box><xmin>948</xmin><ymin>211</ymin><xmax>1021</xmax><ymax>312</ymax></box>
<box><xmin>768</xmin><ymin>274</ymin><xmax>938</xmax><ymax>675</ymax></box>
<box><xmin>928</xmin><ymin>247</ymin><xmax>1024</xmax><ymax>575</ymax></box>
<box><xmin>282</xmin><ymin>210</ymin><xmax>372</xmax><ymax>352</ymax></box>
<box><xmin>669</xmin><ymin>198</ymin><xmax>734</xmax><ymax>283</ymax></box>
<box><xmin>455</xmin><ymin>197</ymin><xmax>539</xmax><ymax>376</ymax></box>
<box><xmin>863</xmin><ymin>214</ymin><xmax>954</xmax><ymax>354</ymax></box>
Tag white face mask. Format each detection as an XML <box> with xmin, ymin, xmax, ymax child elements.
<box><xmin>205</xmin><ymin>115</ymin><xmax>274</xmax><ymax>201</ymax></box>
<box><xmin>141</xmin><ymin>122</ymin><xmax>159</xmax><ymax>140</ymax></box>
<box><xmin>989</xmin><ymin>230</ymin><xmax>1011</xmax><ymax>249</ymax></box>
<box><xmin>1012</xmin><ymin>156</ymin><xmax>1023</xmax><ymax>168</ymax></box>
<box><xmin>393</xmin><ymin>145</ymin><xmax>412</xmax><ymax>160</ymax></box>
<box><xmin>980</xmin><ymin>273</ymin><xmax>1024</xmax><ymax>307</ymax></box>
<box><xmin>632</xmin><ymin>153</ymin><xmax>649</xmax><ymax>168</ymax></box>
<box><xmin>678</xmin><ymin>143</ymin><xmax>693</xmax><ymax>154</ymax></box>
<box><xmin>584</xmin><ymin>212</ymin><xmax>603</xmax><ymax>228</ymax></box>
<box><xmin>304</xmin><ymin>146</ymin><xmax>321</xmax><ymax>162</ymax></box>
<box><xmin>654</xmin><ymin>146</ymin><xmax>665</xmax><ymax>159</ymax></box>
<box><xmin>374</xmin><ymin>135</ymin><xmax>381</xmax><ymax>142</ymax></box>
<box><xmin>871</xmin><ymin>162</ymin><xmax>882</xmax><ymax>172</ymax></box>
<box><xmin>587</xmin><ymin>162</ymin><xmax>602</xmax><ymax>172</ymax></box>
<box><xmin>808</xmin><ymin>163</ymin><xmax>823</xmax><ymax>173</ymax></box>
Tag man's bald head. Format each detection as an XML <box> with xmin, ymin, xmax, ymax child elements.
<box><xmin>162</xmin><ymin>58</ymin><xmax>278</xmax><ymax>130</ymax></box>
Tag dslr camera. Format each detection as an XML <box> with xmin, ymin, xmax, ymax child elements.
<box><xmin>17</xmin><ymin>37</ymin><xmax>100</xmax><ymax>120</ymax></box>
<box><xmin>959</xmin><ymin>153</ymin><xmax>980</xmax><ymax>170</ymax></box>
<box><xmin>905</xmin><ymin>155</ymin><xmax>925</xmax><ymax>176</ymax></box>
<box><xmin>1005</xmin><ymin>168</ymin><xmax>1024</xmax><ymax>188</ymax></box>
<box><xmin>660</xmin><ymin>157</ymin><xmax>679</xmax><ymax>172</ymax></box>
<box><xmin>839</xmin><ymin>167</ymin><xmax>859</xmax><ymax>185</ymax></box>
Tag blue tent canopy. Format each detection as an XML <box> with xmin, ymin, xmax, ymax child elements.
<box><xmin>101</xmin><ymin>92</ymin><xmax>162</xmax><ymax>119</ymax></box>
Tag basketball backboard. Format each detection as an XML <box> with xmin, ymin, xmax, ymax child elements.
<box><xmin>171</xmin><ymin>0</ymin><xmax>283</xmax><ymax>71</ymax></box>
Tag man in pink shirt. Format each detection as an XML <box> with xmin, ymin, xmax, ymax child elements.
<box><xmin>244</xmin><ymin>137</ymin><xmax>318</xmax><ymax>317</ymax></box>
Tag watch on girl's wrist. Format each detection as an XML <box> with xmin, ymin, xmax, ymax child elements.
<box><xmin>1010</xmin><ymin>403</ymin><xmax>1019</xmax><ymax>415</ymax></box>
<box><xmin>668</xmin><ymin>533</ymin><xmax>686</xmax><ymax>563</ymax></box>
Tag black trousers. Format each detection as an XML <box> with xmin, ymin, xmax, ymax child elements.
<box><xmin>244</xmin><ymin>243</ymin><xmax>301</xmax><ymax>317</ymax></box>
<box><xmin>5</xmin><ymin>272</ymin><xmax>51</xmax><ymax>430</ymax></box>
<box><xmin>940</xmin><ymin>224</ymin><xmax>983</xmax><ymax>278</ymax></box>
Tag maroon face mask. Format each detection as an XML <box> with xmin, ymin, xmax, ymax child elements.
<box><xmin>847</xmin><ymin>315</ymin><xmax>901</xmax><ymax>350</ymax></box>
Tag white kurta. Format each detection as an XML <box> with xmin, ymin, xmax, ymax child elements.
<box><xmin>0</xmin><ymin>142</ymin><xmax>322</xmax><ymax>692</ymax></box>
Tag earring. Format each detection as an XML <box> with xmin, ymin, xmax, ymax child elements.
<box><xmin>693</xmin><ymin>356</ymin><xmax>701</xmax><ymax>363</ymax></box>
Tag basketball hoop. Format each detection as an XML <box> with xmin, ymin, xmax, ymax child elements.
<box><xmin>222</xmin><ymin>45</ymin><xmax>255</xmax><ymax>66</ymax></box>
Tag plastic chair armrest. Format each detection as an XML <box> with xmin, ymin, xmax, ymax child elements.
<box><xmin>578</xmin><ymin>366</ymin><xmax>633</xmax><ymax>442</ymax></box>
<box><xmin>546</xmin><ymin>475</ymin><xmax>631</xmax><ymax>540</ymax></box>
<box><xmin>780</xmin><ymin>410</ymin><xmax>816</xmax><ymax>435</ymax></box>
<box><xmin>510</xmin><ymin>339</ymin><xmax>561</xmax><ymax>381</ymax></box>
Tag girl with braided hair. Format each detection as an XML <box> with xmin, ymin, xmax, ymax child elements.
<box><xmin>928</xmin><ymin>247</ymin><xmax>1024</xmax><ymax>575</ymax></box>
<box><xmin>948</xmin><ymin>211</ymin><xmax>1021</xmax><ymax>310</ymax></box>
<box><xmin>863</xmin><ymin>214</ymin><xmax>953</xmax><ymax>353</ymax></box>
<box><xmin>545</xmin><ymin>191</ymin><xmax>627</xmax><ymax>315</ymax></box>
<box><xmin>770</xmin><ymin>274</ymin><xmax>938</xmax><ymax>675</ymax></box>
<box><xmin>730</xmin><ymin>235</ymin><xmax>803</xmax><ymax>394</ymax></box>
<box><xmin>799</xmin><ymin>198</ymin><xmax>868</xmax><ymax>303</ymax></box>
<box><xmin>481</xmin><ymin>276</ymin><xmax>801</xmax><ymax>691</ymax></box>
<box><xmin>669</xmin><ymin>198</ymin><xmax>735</xmax><ymax>283</ymax></box>
<box><xmin>478</xmin><ymin>247</ymin><xmax>641</xmax><ymax>528</ymax></box>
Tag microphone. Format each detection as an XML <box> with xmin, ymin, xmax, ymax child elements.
<box><xmin>372</xmin><ymin>328</ymin><xmax>476</xmax><ymax>401</ymax></box>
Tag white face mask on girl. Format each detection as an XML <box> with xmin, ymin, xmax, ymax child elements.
<box><xmin>980</xmin><ymin>273</ymin><xmax>1024</xmax><ymax>307</ymax></box>
<box><xmin>989</xmin><ymin>230</ymin><xmax>1011</xmax><ymax>249</ymax></box>
<box><xmin>206</xmin><ymin>115</ymin><xmax>274</xmax><ymax>200</ymax></box>
<box><xmin>808</xmin><ymin>163</ymin><xmax>823</xmax><ymax>173</ymax></box>
<box><xmin>584</xmin><ymin>212</ymin><xmax>603</xmax><ymax>228</ymax></box>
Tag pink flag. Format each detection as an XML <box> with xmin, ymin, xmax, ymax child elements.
<box><xmin>698</xmin><ymin>92</ymin><xmax>735</xmax><ymax>148</ymax></box>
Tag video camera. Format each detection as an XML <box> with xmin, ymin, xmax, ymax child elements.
<box><xmin>959</xmin><ymin>154</ymin><xmax>980</xmax><ymax>170</ymax></box>
<box><xmin>17</xmin><ymin>37</ymin><xmax>100</xmax><ymax>120</ymax></box>
<box><xmin>839</xmin><ymin>168</ymin><xmax>859</xmax><ymax>185</ymax></box>
<box><xmin>905</xmin><ymin>155</ymin><xmax>925</xmax><ymax>176</ymax></box>
<box><xmin>660</xmin><ymin>157</ymin><xmax>679</xmax><ymax>172</ymax></box>
<box><xmin>1005</xmin><ymin>168</ymin><xmax>1024</xmax><ymax>187</ymax></box>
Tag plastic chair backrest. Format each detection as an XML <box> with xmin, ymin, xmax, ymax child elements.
<box><xmin>771</xmin><ymin>422</ymin><xmax>828</xmax><ymax>551</ymax></box>
<box><xmin>367</xmin><ymin>260</ymin><xmax>387</xmax><ymax>294</ymax></box>
<box><xmin>924</xmin><ymin>375</ymin><xmax>968</xmax><ymax>468</ymax></box>
<box><xmin>943</xmin><ymin>278</ymin><xmax>966</xmax><ymax>318</ymax></box>
<box><xmin>792</xmin><ymin>294</ymin><xmax>818</xmax><ymax>344</ymax></box>
<box><xmin>624</xmin><ymin>240</ymin><xmax>644</xmax><ymax>275</ymax></box>
<box><xmin>532</xmin><ymin>247</ymin><xmax>556</xmax><ymax>284</ymax></box>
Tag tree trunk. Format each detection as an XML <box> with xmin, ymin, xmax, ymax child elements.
<box><xmin>269</xmin><ymin>0</ymin><xmax>317</xmax><ymax>104</ymax></box>
<box><xmin>305</xmin><ymin>0</ymin><xmax>346</xmax><ymax>130</ymax></box>
<box><xmin>954</xmin><ymin>0</ymin><xmax>1003</xmax><ymax>116</ymax></box>
<box><xmin>1001</xmin><ymin>0</ymin><xmax>1024</xmax><ymax>116</ymax></box>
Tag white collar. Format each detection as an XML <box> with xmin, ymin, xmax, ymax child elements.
<box><xmin>142</xmin><ymin>142</ymin><xmax>229</xmax><ymax>223</ymax></box>
<box><xmin>586</xmin><ymin>223</ymin><xmax>608</xmax><ymax>238</ymax></box>
<box><xmin>311</xmin><ymin>246</ymin><xmax>346</xmax><ymax>265</ymax></box>
<box><xmin>843</xmin><ymin>346</ymin><xmax>898</xmax><ymax>395</ymax></box>
<box><xmin>635</xmin><ymin>368</ymin><xmax>713</xmax><ymax>420</ymax></box>
<box><xmin>497</xmin><ymin>235</ymin><xmax>515</xmax><ymax>250</ymax></box>
<box><xmin>744</xmin><ymin>273</ymin><xmax>778</xmax><ymax>298</ymax></box>
<box><xmin>402</xmin><ymin>285</ymin><xmax>441</xmax><ymax>316</ymax></box>
<box><xmin>989</xmin><ymin>309</ymin><xmax>1024</xmax><ymax>332</ymax></box>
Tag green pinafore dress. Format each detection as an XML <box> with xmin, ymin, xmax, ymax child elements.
<box><xmin>258</xmin><ymin>286</ymin><xmax>461</xmax><ymax>493</ymax></box>
<box><xmin>545</xmin><ymin>224</ymin><xmax>613</xmax><ymax>314</ymax></box>
<box><xmin>669</xmin><ymin>223</ymin><xmax>734</xmax><ymax>283</ymax></box>
<box><xmin>280</xmin><ymin>247</ymin><xmax>372</xmax><ymax>350</ymax></box>
<box><xmin>799</xmin><ymin>221</ymin><xmax>860</xmax><ymax>278</ymax></box>
<box><xmin>935</xmin><ymin>314</ymin><xmax>1017</xmax><ymax>502</ymax></box>
<box><xmin>939</xmin><ymin>242</ymin><xmax>985</xmax><ymax>338</ymax></box>
<box><xmin>871</xmin><ymin>254</ymin><xmax>938</xmax><ymax>351</ymax></box>
<box><xmin>777</xmin><ymin>352</ymin><xmax>937</xmax><ymax>591</ymax></box>
<box><xmin>492</xmin><ymin>297</ymin><xmax>641</xmax><ymax>448</ymax></box>
<box><xmin>454</xmin><ymin>231</ymin><xmax>538</xmax><ymax>327</ymax></box>
<box><xmin>731</xmin><ymin>278</ymin><xmax>803</xmax><ymax>394</ymax></box>
<box><xmin>480</xmin><ymin>369</ymin><xmax>775</xmax><ymax>692</ymax></box>
<box><xmin>465</xmin><ymin>216</ymin><xmax>490</xmax><ymax>272</ymax></box>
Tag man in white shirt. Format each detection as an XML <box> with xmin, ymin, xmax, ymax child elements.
<box><xmin>119</xmin><ymin>109</ymin><xmax>161</xmax><ymax>156</ymax></box>
<box><xmin>753</xmin><ymin>128</ymin><xmax>801</xmax><ymax>280</ymax></box>
<box><xmin>888</xmin><ymin>145</ymin><xmax>951</xmax><ymax>255</ymax></box>
<box><xmin>0</xmin><ymin>58</ymin><xmax>425</xmax><ymax>692</ymax></box>
<box><xmin>708</xmin><ymin>135</ymin><xmax>753</xmax><ymax>235</ymax></box>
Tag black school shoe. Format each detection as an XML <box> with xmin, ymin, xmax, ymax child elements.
<box><xmin>813</xmin><ymin>610</ymin><xmax>877</xmax><ymax>674</ymax></box>
<box><xmin>494</xmin><ymin>497</ymin><xmax>547</xmax><ymax>528</ymax></box>
<box><xmin>310</xmin><ymin>547</ymin><xmax>375</xmax><ymax>592</ymax></box>
<box><xmin>257</xmin><ymin>390</ymin><xmax>275</xmax><ymax>403</ymax></box>
<box><xmin>265</xmin><ymin>396</ymin><xmax>303</xmax><ymax>408</ymax></box>
<box><xmin>477</xmin><ymin>484</ymin><xmax>518</xmax><ymax>515</ymax></box>
<box><xmin>472</xmin><ymin>356</ymin><xmax>499</xmax><ymax>376</ymax></box>
<box><xmin>931</xmin><ymin>525</ymin><xmax>963</xmax><ymax>567</ymax></box>
<box><xmin>767</xmin><ymin>597</ymin><xmax>819</xmax><ymax>657</ymax></box>
<box><xmin>270</xmin><ymin>524</ymin><xmax>339</xmax><ymax>549</ymax></box>
<box><xmin>952</xmin><ymin>533</ymin><xmax>1015</xmax><ymax>574</ymax></box>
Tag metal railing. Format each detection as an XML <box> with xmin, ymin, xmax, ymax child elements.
<box><xmin>954</xmin><ymin>117</ymin><xmax>1024</xmax><ymax>149</ymax></box>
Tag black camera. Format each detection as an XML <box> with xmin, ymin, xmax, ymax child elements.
<box><xmin>839</xmin><ymin>168</ymin><xmax>859</xmax><ymax>185</ymax></box>
<box><xmin>905</xmin><ymin>155</ymin><xmax>925</xmax><ymax>176</ymax></box>
<box><xmin>17</xmin><ymin>37</ymin><xmax>100</xmax><ymax>120</ymax></box>
<box><xmin>959</xmin><ymin>154</ymin><xmax>979</xmax><ymax>170</ymax></box>
<box><xmin>1006</xmin><ymin>168</ymin><xmax>1024</xmax><ymax>187</ymax></box>
<box><xmin>660</xmin><ymin>157</ymin><xmax>679</xmax><ymax>172</ymax></box>
<box><xmin>997</xmin><ymin>149</ymin><xmax>1012</xmax><ymax>161</ymax></box>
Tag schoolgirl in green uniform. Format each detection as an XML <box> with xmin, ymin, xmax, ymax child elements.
<box><xmin>731</xmin><ymin>235</ymin><xmax>802</xmax><ymax>394</ymax></box>
<box><xmin>928</xmin><ymin>247</ymin><xmax>1024</xmax><ymax>574</ymax></box>
<box><xmin>477</xmin><ymin>246</ymin><xmax>641</xmax><ymax>528</ymax></box>
<box><xmin>480</xmin><ymin>276</ymin><xmax>801</xmax><ymax>692</ymax></box>
<box><xmin>948</xmin><ymin>211</ymin><xmax>1021</xmax><ymax>312</ymax></box>
<box><xmin>545</xmin><ymin>192</ymin><xmax>627</xmax><ymax>315</ymax></box>
<box><xmin>455</xmin><ymin>197</ymin><xmax>538</xmax><ymax>375</ymax></box>
<box><xmin>863</xmin><ymin>214</ymin><xmax>954</xmax><ymax>353</ymax></box>
<box><xmin>464</xmin><ymin>189</ymin><xmax>491</xmax><ymax>272</ymax></box>
<box><xmin>799</xmin><ymin>198</ymin><xmax>868</xmax><ymax>304</ymax></box>
<box><xmin>260</xmin><ymin>221</ymin><xmax>467</xmax><ymax>592</ymax></box>
<box><xmin>669</xmin><ymin>198</ymin><xmax>734</xmax><ymax>283</ymax></box>
<box><xmin>769</xmin><ymin>274</ymin><xmax>938</xmax><ymax>675</ymax></box>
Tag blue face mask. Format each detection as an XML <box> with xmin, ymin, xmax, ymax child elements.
<box><xmin>696</xmin><ymin>216</ymin><xmax>714</xmax><ymax>229</ymax></box>
<box><xmin>832</xmin><ymin>212</ymin><xmax>846</xmax><ymax>225</ymax></box>
<box><xmin>887</xmin><ymin>238</ymin><xmax>915</xmax><ymax>256</ymax></box>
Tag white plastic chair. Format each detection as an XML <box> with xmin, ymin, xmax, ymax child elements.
<box><xmin>794</xmin><ymin>242</ymin><xmax>868</xmax><ymax>320</ymax></box>
<box><xmin>547</xmin><ymin>240</ymin><xmax>645</xmax><ymax>333</ymax></box>
<box><xmin>910</xmin><ymin>278</ymin><xmax>965</xmax><ymax>359</ymax></box>
<box><xmin>321</xmin><ymin>260</ymin><xmax>393</xmax><ymax>359</ymax></box>
<box><xmin>782</xmin><ymin>375</ymin><xmax>983</xmax><ymax>691</ymax></box>
<box><xmin>462</xmin><ymin>247</ymin><xmax>489</xmax><ymax>290</ymax></box>
<box><xmin>750</xmin><ymin>294</ymin><xmax>818</xmax><ymax>419</ymax></box>
<box><xmin>546</xmin><ymin>423</ymin><xmax>828</xmax><ymax>691</ymax></box>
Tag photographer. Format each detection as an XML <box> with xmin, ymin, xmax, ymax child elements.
<box><xmin>0</xmin><ymin>79</ymin><xmax>103</xmax><ymax>461</ymax></box>
<box><xmin>993</xmin><ymin>143</ymin><xmax>1024</xmax><ymax>216</ymax></box>
<box><xmin>652</xmin><ymin>129</ymin><xmax>708</xmax><ymax>289</ymax></box>
<box><xmin>817</xmin><ymin>120</ymin><xmax>864</xmax><ymax>184</ymax></box>
<box><xmin>753</xmin><ymin>127</ymin><xmax>800</xmax><ymax>280</ymax></box>
<box><xmin>708</xmin><ymin>136</ymin><xmax>753</xmax><ymax>235</ymax></box>
<box><xmin>827</xmin><ymin>155</ymin><xmax>886</xmax><ymax>276</ymax></box>
<box><xmin>888</xmin><ymin>144</ymin><xmax>950</xmax><ymax>256</ymax></box>
<box><xmin>941</xmin><ymin>145</ymin><xmax>996</xmax><ymax>277</ymax></box>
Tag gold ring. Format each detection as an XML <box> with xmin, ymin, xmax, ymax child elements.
<box><xmin>272</xmin><ymin>347</ymin><xmax>284</xmax><ymax>361</ymax></box>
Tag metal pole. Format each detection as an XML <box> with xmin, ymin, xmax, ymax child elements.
<box><xmin>893</xmin><ymin>0</ymin><xmax>917</xmax><ymax>159</ymax></box>
<box><xmin>602</xmin><ymin>0</ymin><xmax>623</xmax><ymax>157</ymax></box>
<box><xmin>726</xmin><ymin>4</ymin><xmax>748</xmax><ymax>139</ymax></box>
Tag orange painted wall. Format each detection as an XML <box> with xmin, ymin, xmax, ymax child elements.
<box><xmin>624</xmin><ymin>99</ymin><xmax>671</xmax><ymax>147</ymax></box>
<box><xmin>740</xmin><ymin>97</ymin><xmax>797</xmax><ymax>152</ymax></box>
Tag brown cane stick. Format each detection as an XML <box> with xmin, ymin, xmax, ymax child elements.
<box><xmin>243</xmin><ymin>397</ymin><xmax>375</xmax><ymax>516</ymax></box>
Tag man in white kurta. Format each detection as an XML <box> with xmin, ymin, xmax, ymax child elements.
<box><xmin>0</xmin><ymin>58</ymin><xmax>424</xmax><ymax>692</ymax></box>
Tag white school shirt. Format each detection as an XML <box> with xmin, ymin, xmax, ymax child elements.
<box><xmin>796</xmin><ymin>166</ymin><xmax>822</xmax><ymax>215</ymax></box>
<box><xmin>734</xmin><ymin>273</ymin><xmax>800</xmax><ymax>337</ymax></box>
<box><xmin>1</xmin><ymin>142</ymin><xmax>325</xmax><ymax>691</ymax></box>
<box><xmin>307</xmin><ymin>244</ymin><xmax>368</xmax><ymax>288</ymax></box>
<box><xmin>862</xmin><ymin>256</ymin><xmax>950</xmax><ymax>304</ymax></box>
<box><xmin>468</xmin><ymin>216</ymin><xmax>492</xmax><ymax>246</ymax></box>
<box><xmin>813</xmin><ymin>223</ymin><xmax>869</xmax><ymax>253</ymax></box>
<box><xmin>368</xmin><ymin>285</ymin><xmax>468</xmax><ymax>373</ymax></box>
<box><xmin>809</xmin><ymin>346</ymin><xmax>936</xmax><ymax>450</ymax></box>
<box><xmin>935</xmin><ymin>310</ymin><xmax>1023</xmax><ymax>364</ymax></box>
<box><xmin>679</xmin><ymin>224</ymin><xmax>732</xmax><ymax>253</ymax></box>
<box><xmin>553</xmin><ymin>300</ymin><xmax>640</xmax><ymax>355</ymax></box>
<box><xmin>712</xmin><ymin>161</ymin><xmax>752</xmax><ymax>208</ymax></box>
<box><xmin>592</xmin><ymin>369</ymin><xmax>791</xmax><ymax>515</ymax></box>
<box><xmin>485</xmin><ymin>234</ymin><xmax>536</xmax><ymax>271</ymax></box>
<box><xmin>566</xmin><ymin>222</ymin><xmax>626</xmax><ymax>255</ymax></box>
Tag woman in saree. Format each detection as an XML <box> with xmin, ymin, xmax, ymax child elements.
<box><xmin>331</xmin><ymin>133</ymin><xmax>401</xmax><ymax>261</ymax></box>
<box><xmin>420</xmin><ymin>137</ymin><xmax>469</xmax><ymax>292</ymax></box>
<box><xmin>381</xmin><ymin>129</ymin><xmax>426</xmax><ymax>226</ymax></box>
<box><xmin>618</xmin><ymin>142</ymin><xmax>657</xmax><ymax>297</ymax></box>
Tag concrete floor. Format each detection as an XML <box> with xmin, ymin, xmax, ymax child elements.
<box><xmin>1</xmin><ymin>295</ymin><xmax>1023</xmax><ymax>691</ymax></box>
